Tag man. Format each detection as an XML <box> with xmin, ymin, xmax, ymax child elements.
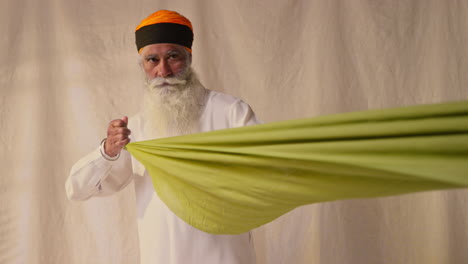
<box><xmin>66</xmin><ymin>10</ymin><xmax>259</xmax><ymax>264</ymax></box>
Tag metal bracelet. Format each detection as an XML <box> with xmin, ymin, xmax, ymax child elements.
<box><xmin>99</xmin><ymin>138</ymin><xmax>120</xmax><ymax>161</ymax></box>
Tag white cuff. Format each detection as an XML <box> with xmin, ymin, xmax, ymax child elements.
<box><xmin>99</xmin><ymin>138</ymin><xmax>120</xmax><ymax>161</ymax></box>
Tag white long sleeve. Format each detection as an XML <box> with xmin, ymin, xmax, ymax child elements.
<box><xmin>65</xmin><ymin>146</ymin><xmax>134</xmax><ymax>200</ymax></box>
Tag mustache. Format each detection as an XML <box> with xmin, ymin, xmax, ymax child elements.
<box><xmin>147</xmin><ymin>76</ymin><xmax>187</xmax><ymax>88</ymax></box>
<box><xmin>146</xmin><ymin>67</ymin><xmax>192</xmax><ymax>89</ymax></box>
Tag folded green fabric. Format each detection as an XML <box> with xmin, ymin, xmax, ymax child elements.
<box><xmin>125</xmin><ymin>101</ymin><xmax>468</xmax><ymax>234</ymax></box>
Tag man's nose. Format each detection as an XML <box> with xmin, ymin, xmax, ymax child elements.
<box><xmin>156</xmin><ymin>60</ymin><xmax>172</xmax><ymax>78</ymax></box>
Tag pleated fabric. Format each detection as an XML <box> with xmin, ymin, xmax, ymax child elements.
<box><xmin>125</xmin><ymin>100</ymin><xmax>468</xmax><ymax>234</ymax></box>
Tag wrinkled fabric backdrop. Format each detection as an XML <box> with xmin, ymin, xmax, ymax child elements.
<box><xmin>1</xmin><ymin>0</ymin><xmax>468</xmax><ymax>263</ymax></box>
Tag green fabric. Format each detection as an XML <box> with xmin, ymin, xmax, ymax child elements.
<box><xmin>125</xmin><ymin>101</ymin><xmax>468</xmax><ymax>234</ymax></box>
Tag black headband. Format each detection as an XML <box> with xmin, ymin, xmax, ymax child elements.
<box><xmin>135</xmin><ymin>23</ymin><xmax>193</xmax><ymax>51</ymax></box>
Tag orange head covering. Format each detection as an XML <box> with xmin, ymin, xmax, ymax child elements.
<box><xmin>135</xmin><ymin>10</ymin><xmax>193</xmax><ymax>53</ymax></box>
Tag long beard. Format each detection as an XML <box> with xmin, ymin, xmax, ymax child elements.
<box><xmin>142</xmin><ymin>67</ymin><xmax>207</xmax><ymax>138</ymax></box>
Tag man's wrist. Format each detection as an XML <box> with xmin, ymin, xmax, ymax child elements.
<box><xmin>99</xmin><ymin>138</ymin><xmax>120</xmax><ymax>161</ymax></box>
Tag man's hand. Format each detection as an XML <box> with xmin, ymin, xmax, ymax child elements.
<box><xmin>104</xmin><ymin>116</ymin><xmax>131</xmax><ymax>157</ymax></box>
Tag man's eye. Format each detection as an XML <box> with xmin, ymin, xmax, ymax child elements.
<box><xmin>147</xmin><ymin>58</ymin><xmax>158</xmax><ymax>63</ymax></box>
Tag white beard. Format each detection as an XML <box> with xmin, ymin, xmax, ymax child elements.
<box><xmin>142</xmin><ymin>67</ymin><xmax>207</xmax><ymax>139</ymax></box>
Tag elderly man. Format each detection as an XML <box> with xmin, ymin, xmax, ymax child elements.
<box><xmin>66</xmin><ymin>10</ymin><xmax>259</xmax><ymax>264</ymax></box>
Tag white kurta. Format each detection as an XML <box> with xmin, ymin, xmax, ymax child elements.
<box><xmin>66</xmin><ymin>90</ymin><xmax>259</xmax><ymax>264</ymax></box>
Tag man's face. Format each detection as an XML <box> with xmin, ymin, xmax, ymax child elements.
<box><xmin>140</xmin><ymin>43</ymin><xmax>190</xmax><ymax>80</ymax></box>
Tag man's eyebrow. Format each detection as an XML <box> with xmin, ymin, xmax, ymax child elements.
<box><xmin>144</xmin><ymin>49</ymin><xmax>183</xmax><ymax>59</ymax></box>
<box><xmin>167</xmin><ymin>49</ymin><xmax>183</xmax><ymax>55</ymax></box>
<box><xmin>144</xmin><ymin>54</ymin><xmax>158</xmax><ymax>59</ymax></box>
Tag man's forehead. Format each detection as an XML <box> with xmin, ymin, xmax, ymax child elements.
<box><xmin>140</xmin><ymin>43</ymin><xmax>186</xmax><ymax>56</ymax></box>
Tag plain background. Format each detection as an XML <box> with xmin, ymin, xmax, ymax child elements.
<box><xmin>1</xmin><ymin>0</ymin><xmax>468</xmax><ymax>263</ymax></box>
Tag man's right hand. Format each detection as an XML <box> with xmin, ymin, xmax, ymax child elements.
<box><xmin>104</xmin><ymin>116</ymin><xmax>131</xmax><ymax>157</ymax></box>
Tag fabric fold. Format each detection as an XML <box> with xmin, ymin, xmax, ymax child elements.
<box><xmin>125</xmin><ymin>100</ymin><xmax>468</xmax><ymax>234</ymax></box>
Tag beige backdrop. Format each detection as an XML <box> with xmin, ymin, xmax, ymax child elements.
<box><xmin>1</xmin><ymin>0</ymin><xmax>468</xmax><ymax>263</ymax></box>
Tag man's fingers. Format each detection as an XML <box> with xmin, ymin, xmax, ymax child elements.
<box><xmin>109</xmin><ymin>127</ymin><xmax>131</xmax><ymax>136</ymax></box>
<box><xmin>108</xmin><ymin>132</ymin><xmax>129</xmax><ymax>142</ymax></box>
<box><xmin>117</xmin><ymin>127</ymin><xmax>131</xmax><ymax>135</ymax></box>
<box><xmin>105</xmin><ymin>117</ymin><xmax>130</xmax><ymax>156</ymax></box>
<box><xmin>110</xmin><ymin>118</ymin><xmax>128</xmax><ymax>128</ymax></box>
<box><xmin>105</xmin><ymin>137</ymin><xmax>130</xmax><ymax>156</ymax></box>
<box><xmin>117</xmin><ymin>138</ymin><xmax>131</xmax><ymax>147</ymax></box>
<box><xmin>117</xmin><ymin>134</ymin><xmax>128</xmax><ymax>141</ymax></box>
<box><xmin>108</xmin><ymin>125</ymin><xmax>131</xmax><ymax>139</ymax></box>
